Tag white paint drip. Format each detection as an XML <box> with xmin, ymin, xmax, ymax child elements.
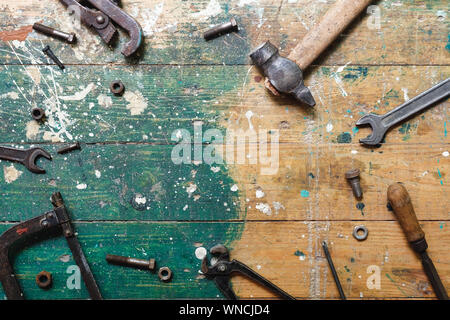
<box><xmin>326</xmin><ymin>122</ymin><xmax>333</xmax><ymax>132</ymax></box>
<box><xmin>76</xmin><ymin>183</ymin><xmax>87</xmax><ymax>190</ymax></box>
<box><xmin>124</xmin><ymin>90</ymin><xmax>148</xmax><ymax>115</ymax></box>
<box><xmin>25</xmin><ymin>120</ymin><xmax>41</xmax><ymax>139</ymax></box>
<box><xmin>443</xmin><ymin>151</ymin><xmax>449</xmax><ymax>157</ymax></box>
<box><xmin>135</xmin><ymin>195</ymin><xmax>147</xmax><ymax>205</ymax></box>
<box><xmin>0</xmin><ymin>91</ymin><xmax>19</xmax><ymax>100</ymax></box>
<box><xmin>255</xmin><ymin>203</ymin><xmax>272</xmax><ymax>215</ymax></box>
<box><xmin>245</xmin><ymin>110</ymin><xmax>254</xmax><ymax>130</ymax></box>
<box><xmin>255</xmin><ymin>187</ymin><xmax>265</xmax><ymax>198</ymax></box>
<box><xmin>97</xmin><ymin>94</ymin><xmax>113</xmax><ymax>109</ymax></box>
<box><xmin>131</xmin><ymin>2</ymin><xmax>165</xmax><ymax>37</ymax></box>
<box><xmin>272</xmin><ymin>201</ymin><xmax>285</xmax><ymax>215</ymax></box>
<box><xmin>3</xmin><ymin>165</ymin><xmax>23</xmax><ymax>183</ymax></box>
<box><xmin>195</xmin><ymin>247</ymin><xmax>207</xmax><ymax>260</ymax></box>
<box><xmin>186</xmin><ymin>183</ymin><xmax>197</xmax><ymax>197</ymax></box>
<box><xmin>95</xmin><ymin>170</ymin><xmax>101</xmax><ymax>178</ymax></box>
<box><xmin>402</xmin><ymin>88</ymin><xmax>409</xmax><ymax>101</ymax></box>
<box><xmin>230</xmin><ymin>184</ymin><xmax>238</xmax><ymax>192</ymax></box>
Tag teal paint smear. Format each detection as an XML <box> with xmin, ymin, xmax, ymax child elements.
<box><xmin>444</xmin><ymin>121</ymin><xmax>447</xmax><ymax>137</ymax></box>
<box><xmin>352</xmin><ymin>127</ymin><xmax>359</xmax><ymax>135</ymax></box>
<box><xmin>294</xmin><ymin>250</ymin><xmax>305</xmax><ymax>260</ymax></box>
<box><xmin>300</xmin><ymin>190</ymin><xmax>310</xmax><ymax>198</ymax></box>
<box><xmin>386</xmin><ymin>273</ymin><xmax>410</xmax><ymax>297</ymax></box>
<box><xmin>337</xmin><ymin>132</ymin><xmax>352</xmax><ymax>143</ymax></box>
<box><xmin>446</xmin><ymin>34</ymin><xmax>450</xmax><ymax>52</ymax></box>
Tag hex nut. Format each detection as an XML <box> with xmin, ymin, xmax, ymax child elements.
<box><xmin>353</xmin><ymin>225</ymin><xmax>368</xmax><ymax>241</ymax></box>
<box><xmin>31</xmin><ymin>107</ymin><xmax>45</xmax><ymax>121</ymax></box>
<box><xmin>158</xmin><ymin>267</ymin><xmax>173</xmax><ymax>282</ymax></box>
<box><xmin>110</xmin><ymin>80</ymin><xmax>125</xmax><ymax>96</ymax></box>
<box><xmin>36</xmin><ymin>271</ymin><xmax>53</xmax><ymax>289</ymax></box>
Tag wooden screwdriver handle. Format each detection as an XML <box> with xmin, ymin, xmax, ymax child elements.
<box><xmin>288</xmin><ymin>0</ymin><xmax>372</xmax><ymax>70</ymax></box>
<box><xmin>387</xmin><ymin>183</ymin><xmax>425</xmax><ymax>243</ymax></box>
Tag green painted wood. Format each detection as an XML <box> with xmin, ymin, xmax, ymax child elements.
<box><xmin>0</xmin><ymin>221</ymin><xmax>244</xmax><ymax>299</ymax></box>
<box><xmin>0</xmin><ymin>144</ymin><xmax>242</xmax><ymax>221</ymax></box>
<box><xmin>0</xmin><ymin>64</ymin><xmax>246</xmax><ymax>144</ymax></box>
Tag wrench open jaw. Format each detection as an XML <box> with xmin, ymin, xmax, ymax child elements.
<box><xmin>0</xmin><ymin>146</ymin><xmax>52</xmax><ymax>174</ymax></box>
<box><xmin>355</xmin><ymin>114</ymin><xmax>387</xmax><ymax>146</ymax></box>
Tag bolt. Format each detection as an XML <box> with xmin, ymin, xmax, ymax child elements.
<box><xmin>31</xmin><ymin>107</ymin><xmax>45</xmax><ymax>121</ymax></box>
<box><xmin>57</xmin><ymin>142</ymin><xmax>81</xmax><ymax>154</ymax></box>
<box><xmin>106</xmin><ymin>254</ymin><xmax>156</xmax><ymax>271</ymax></box>
<box><xmin>42</xmin><ymin>45</ymin><xmax>65</xmax><ymax>70</ymax></box>
<box><xmin>33</xmin><ymin>23</ymin><xmax>76</xmax><ymax>44</ymax></box>
<box><xmin>345</xmin><ymin>168</ymin><xmax>363</xmax><ymax>199</ymax></box>
<box><xmin>203</xmin><ymin>17</ymin><xmax>238</xmax><ymax>41</ymax></box>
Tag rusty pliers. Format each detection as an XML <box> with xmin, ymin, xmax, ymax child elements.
<box><xmin>201</xmin><ymin>244</ymin><xmax>295</xmax><ymax>300</ymax></box>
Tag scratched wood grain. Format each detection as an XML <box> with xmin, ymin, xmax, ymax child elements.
<box><xmin>0</xmin><ymin>0</ymin><xmax>448</xmax><ymax>300</ymax></box>
<box><xmin>0</xmin><ymin>0</ymin><xmax>448</xmax><ymax>65</ymax></box>
<box><xmin>0</xmin><ymin>221</ymin><xmax>446</xmax><ymax>299</ymax></box>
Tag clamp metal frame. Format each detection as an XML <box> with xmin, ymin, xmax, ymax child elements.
<box><xmin>0</xmin><ymin>192</ymin><xmax>102</xmax><ymax>299</ymax></box>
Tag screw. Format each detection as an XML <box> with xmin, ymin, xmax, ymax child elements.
<box><xmin>42</xmin><ymin>45</ymin><xmax>65</xmax><ymax>70</ymax></box>
<box><xmin>345</xmin><ymin>168</ymin><xmax>363</xmax><ymax>199</ymax></box>
<box><xmin>322</xmin><ymin>241</ymin><xmax>346</xmax><ymax>300</ymax></box>
<box><xmin>106</xmin><ymin>254</ymin><xmax>156</xmax><ymax>271</ymax></box>
<box><xmin>203</xmin><ymin>17</ymin><xmax>238</xmax><ymax>41</ymax></box>
<box><xmin>33</xmin><ymin>23</ymin><xmax>76</xmax><ymax>44</ymax></box>
<box><xmin>57</xmin><ymin>142</ymin><xmax>81</xmax><ymax>154</ymax></box>
<box><xmin>31</xmin><ymin>107</ymin><xmax>45</xmax><ymax>121</ymax></box>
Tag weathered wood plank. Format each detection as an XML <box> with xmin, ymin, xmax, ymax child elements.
<box><xmin>0</xmin><ymin>65</ymin><xmax>448</xmax><ymax>144</ymax></box>
<box><xmin>0</xmin><ymin>143</ymin><xmax>447</xmax><ymax>221</ymax></box>
<box><xmin>0</xmin><ymin>0</ymin><xmax>449</xmax><ymax>65</ymax></box>
<box><xmin>0</xmin><ymin>221</ymin><xmax>245</xmax><ymax>299</ymax></box>
<box><xmin>0</xmin><ymin>221</ymin><xmax>447</xmax><ymax>299</ymax></box>
<box><xmin>0</xmin><ymin>144</ymin><xmax>242</xmax><ymax>221</ymax></box>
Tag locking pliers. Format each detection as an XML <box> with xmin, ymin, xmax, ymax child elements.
<box><xmin>201</xmin><ymin>244</ymin><xmax>295</xmax><ymax>300</ymax></box>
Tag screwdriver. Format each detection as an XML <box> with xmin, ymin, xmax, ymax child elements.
<box><xmin>387</xmin><ymin>183</ymin><xmax>448</xmax><ymax>300</ymax></box>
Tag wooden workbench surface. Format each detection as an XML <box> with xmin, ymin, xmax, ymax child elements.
<box><xmin>0</xmin><ymin>0</ymin><xmax>448</xmax><ymax>299</ymax></box>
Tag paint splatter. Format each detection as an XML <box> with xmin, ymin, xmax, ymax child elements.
<box><xmin>356</xmin><ymin>202</ymin><xmax>365</xmax><ymax>215</ymax></box>
<box><xmin>124</xmin><ymin>90</ymin><xmax>148</xmax><ymax>115</ymax></box>
<box><xmin>3</xmin><ymin>165</ymin><xmax>23</xmax><ymax>183</ymax></box>
<box><xmin>300</xmin><ymin>190</ymin><xmax>309</xmax><ymax>198</ymax></box>
<box><xmin>195</xmin><ymin>247</ymin><xmax>207</xmax><ymax>260</ymax></box>
<box><xmin>294</xmin><ymin>250</ymin><xmax>306</xmax><ymax>261</ymax></box>
<box><xmin>337</xmin><ymin>132</ymin><xmax>352</xmax><ymax>143</ymax></box>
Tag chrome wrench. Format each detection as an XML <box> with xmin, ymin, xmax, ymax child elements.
<box><xmin>0</xmin><ymin>146</ymin><xmax>52</xmax><ymax>174</ymax></box>
<box><xmin>356</xmin><ymin>78</ymin><xmax>450</xmax><ymax>146</ymax></box>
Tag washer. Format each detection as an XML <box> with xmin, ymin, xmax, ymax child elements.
<box><xmin>353</xmin><ymin>225</ymin><xmax>368</xmax><ymax>241</ymax></box>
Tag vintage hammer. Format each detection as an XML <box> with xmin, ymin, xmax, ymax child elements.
<box><xmin>250</xmin><ymin>0</ymin><xmax>373</xmax><ymax>106</ymax></box>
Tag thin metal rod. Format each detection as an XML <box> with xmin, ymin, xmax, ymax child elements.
<box><xmin>322</xmin><ymin>241</ymin><xmax>346</xmax><ymax>300</ymax></box>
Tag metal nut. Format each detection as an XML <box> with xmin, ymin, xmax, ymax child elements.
<box><xmin>158</xmin><ymin>267</ymin><xmax>172</xmax><ymax>282</ymax></box>
<box><xmin>36</xmin><ymin>271</ymin><xmax>53</xmax><ymax>289</ymax></box>
<box><xmin>31</xmin><ymin>107</ymin><xmax>45</xmax><ymax>121</ymax></box>
<box><xmin>353</xmin><ymin>225</ymin><xmax>368</xmax><ymax>241</ymax></box>
<box><xmin>110</xmin><ymin>80</ymin><xmax>125</xmax><ymax>96</ymax></box>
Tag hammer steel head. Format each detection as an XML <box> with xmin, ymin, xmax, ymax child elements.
<box><xmin>249</xmin><ymin>41</ymin><xmax>316</xmax><ymax>107</ymax></box>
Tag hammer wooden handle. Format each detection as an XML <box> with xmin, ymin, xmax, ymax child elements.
<box><xmin>288</xmin><ymin>0</ymin><xmax>372</xmax><ymax>70</ymax></box>
<box><xmin>387</xmin><ymin>183</ymin><xmax>425</xmax><ymax>243</ymax></box>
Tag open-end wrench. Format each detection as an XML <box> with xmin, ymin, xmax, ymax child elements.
<box><xmin>0</xmin><ymin>146</ymin><xmax>52</xmax><ymax>174</ymax></box>
<box><xmin>356</xmin><ymin>78</ymin><xmax>450</xmax><ymax>146</ymax></box>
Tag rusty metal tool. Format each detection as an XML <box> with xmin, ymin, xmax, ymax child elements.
<box><xmin>203</xmin><ymin>17</ymin><xmax>238</xmax><ymax>40</ymax></box>
<box><xmin>356</xmin><ymin>78</ymin><xmax>450</xmax><ymax>146</ymax></box>
<box><xmin>33</xmin><ymin>23</ymin><xmax>76</xmax><ymax>44</ymax></box>
<box><xmin>0</xmin><ymin>192</ymin><xmax>102</xmax><ymax>299</ymax></box>
<box><xmin>106</xmin><ymin>254</ymin><xmax>156</xmax><ymax>271</ymax></box>
<box><xmin>0</xmin><ymin>146</ymin><xmax>52</xmax><ymax>174</ymax></box>
<box><xmin>387</xmin><ymin>183</ymin><xmax>448</xmax><ymax>300</ymax></box>
<box><xmin>250</xmin><ymin>0</ymin><xmax>372</xmax><ymax>106</ymax></box>
<box><xmin>322</xmin><ymin>241</ymin><xmax>346</xmax><ymax>300</ymax></box>
<box><xmin>201</xmin><ymin>244</ymin><xmax>295</xmax><ymax>300</ymax></box>
<box><xmin>59</xmin><ymin>0</ymin><xmax>143</xmax><ymax>57</ymax></box>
